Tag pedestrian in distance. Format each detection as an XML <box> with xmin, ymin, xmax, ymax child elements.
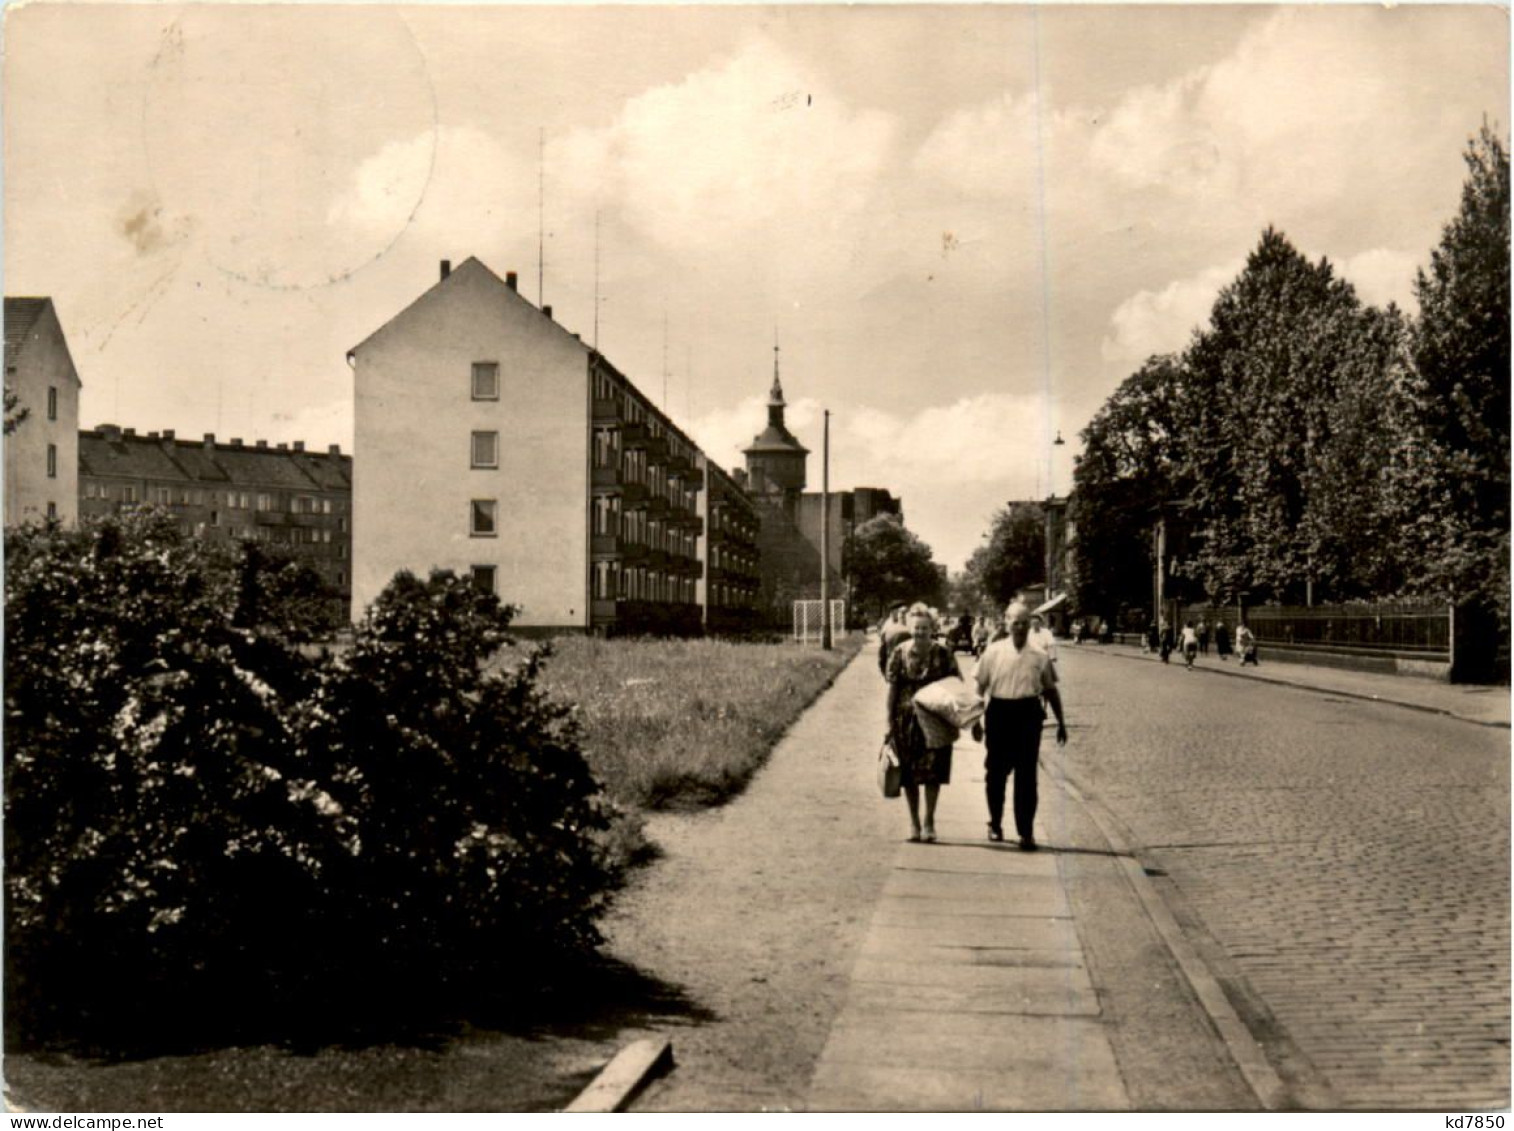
<box><xmin>1215</xmin><ymin>619</ymin><xmax>1232</xmax><ymax>661</ymax></box>
<box><xmin>885</xmin><ymin>610</ymin><xmax>958</xmax><ymax>843</ymax></box>
<box><xmin>1181</xmin><ymin>620</ymin><xmax>1199</xmax><ymax>669</ymax></box>
<box><xmin>972</xmin><ymin>615</ymin><xmax>990</xmax><ymax>658</ymax></box>
<box><xmin>973</xmin><ymin>601</ymin><xmax>1067</xmax><ymax>851</ymax></box>
<box><xmin>1198</xmin><ymin>618</ymin><xmax>1211</xmax><ymax>656</ymax></box>
<box><xmin>1159</xmin><ymin>621</ymin><xmax>1174</xmax><ymax>663</ymax></box>
<box><xmin>877</xmin><ymin>603</ymin><xmax>911</xmax><ymax>676</ymax></box>
<box><xmin>1236</xmin><ymin>621</ymin><xmax>1259</xmax><ymax>666</ymax></box>
<box><xmin>1143</xmin><ymin>622</ymin><xmax>1158</xmax><ymax>655</ymax></box>
<box><xmin>1030</xmin><ymin>613</ymin><xmax>1058</xmax><ymax>665</ymax></box>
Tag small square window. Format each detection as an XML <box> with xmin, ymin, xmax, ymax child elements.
<box><xmin>470</xmin><ymin>565</ymin><xmax>497</xmax><ymax>595</ymax></box>
<box><xmin>472</xmin><ymin>362</ymin><xmax>500</xmax><ymax>400</ymax></box>
<box><xmin>471</xmin><ymin>499</ymin><xmax>497</xmax><ymax>536</ymax></box>
<box><xmin>471</xmin><ymin>430</ymin><xmax>499</xmax><ymax>468</ymax></box>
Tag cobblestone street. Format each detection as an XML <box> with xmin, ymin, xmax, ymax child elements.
<box><xmin>1056</xmin><ymin>645</ymin><xmax>1510</xmax><ymax>1110</ymax></box>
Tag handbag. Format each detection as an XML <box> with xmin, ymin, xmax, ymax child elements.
<box><xmin>877</xmin><ymin>736</ymin><xmax>902</xmax><ymax>799</ymax></box>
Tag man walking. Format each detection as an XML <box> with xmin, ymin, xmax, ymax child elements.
<box><xmin>974</xmin><ymin>601</ymin><xmax>1067</xmax><ymax>851</ymax></box>
<box><xmin>877</xmin><ymin>603</ymin><xmax>911</xmax><ymax>675</ymax></box>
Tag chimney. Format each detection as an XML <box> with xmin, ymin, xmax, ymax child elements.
<box><xmin>122</xmin><ymin>427</ymin><xmax>136</xmax><ymax>439</ymax></box>
<box><xmin>276</xmin><ymin>442</ymin><xmax>288</xmax><ymax>451</ymax></box>
<box><xmin>147</xmin><ymin>431</ymin><xmax>159</xmax><ymax>439</ymax></box>
<box><xmin>100</xmin><ymin>423</ymin><xmax>121</xmax><ymax>441</ymax></box>
<box><xmin>231</xmin><ymin>438</ymin><xmax>243</xmax><ymax>447</ymax></box>
<box><xmin>505</xmin><ymin>271</ymin><xmax>518</xmax><ymax>291</ymax></box>
<box><xmin>292</xmin><ymin>441</ymin><xmax>305</xmax><ymax>452</ymax></box>
<box><xmin>440</xmin><ymin>259</ymin><xmax>451</xmax><ymax>280</ymax></box>
<box><xmin>327</xmin><ymin>444</ymin><xmax>341</xmax><ymax>456</ymax></box>
<box><xmin>203</xmin><ymin>433</ymin><xmax>215</xmax><ymax>449</ymax></box>
<box><xmin>543</xmin><ymin>304</ymin><xmax>553</xmax><ymax>320</ymax></box>
<box><xmin>162</xmin><ymin>429</ymin><xmax>175</xmax><ymax>441</ymax></box>
<box><xmin>255</xmin><ymin>440</ymin><xmax>268</xmax><ymax>450</ymax></box>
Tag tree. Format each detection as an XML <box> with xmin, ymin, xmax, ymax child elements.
<box><xmin>842</xmin><ymin>513</ymin><xmax>942</xmax><ymax>622</ymax></box>
<box><xmin>1181</xmin><ymin>228</ymin><xmax>1380</xmax><ymax>603</ymax></box>
<box><xmin>1403</xmin><ymin>123</ymin><xmax>1511</xmax><ymax>613</ymax></box>
<box><xmin>963</xmin><ymin>502</ymin><xmax>1046</xmax><ymax>610</ymax></box>
<box><xmin>1070</xmin><ymin>354</ymin><xmax>1190</xmax><ymax>621</ymax></box>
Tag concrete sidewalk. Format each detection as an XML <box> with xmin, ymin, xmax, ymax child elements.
<box><xmin>1083</xmin><ymin>641</ymin><xmax>1510</xmax><ymax>728</ymax></box>
<box><xmin>806</xmin><ymin>723</ymin><xmax>1132</xmax><ymax>1112</ymax></box>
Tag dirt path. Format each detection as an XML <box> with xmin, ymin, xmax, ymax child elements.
<box><xmin>599</xmin><ymin>645</ymin><xmax>911</xmax><ymax>1111</ymax></box>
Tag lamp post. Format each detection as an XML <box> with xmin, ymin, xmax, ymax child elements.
<box><xmin>821</xmin><ymin>409</ymin><xmax>831</xmax><ymax>651</ymax></box>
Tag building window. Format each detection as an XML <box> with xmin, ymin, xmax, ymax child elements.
<box><xmin>46</xmin><ymin>444</ymin><xmax>56</xmax><ymax>478</ymax></box>
<box><xmin>471</xmin><ymin>430</ymin><xmax>499</xmax><ymax>469</ymax></box>
<box><xmin>471</xmin><ymin>499</ymin><xmax>497</xmax><ymax>536</ymax></box>
<box><xmin>121</xmin><ymin>485</ymin><xmax>138</xmax><ymax>504</ymax></box>
<box><xmin>256</xmin><ymin>493</ymin><xmax>273</xmax><ymax>512</ymax></box>
<box><xmin>46</xmin><ymin>501</ymin><xmax>57</xmax><ymax>520</ymax></box>
<box><xmin>154</xmin><ymin>487</ymin><xmax>172</xmax><ymax>505</ymax></box>
<box><xmin>46</xmin><ymin>386</ymin><xmax>56</xmax><ymax>421</ymax></box>
<box><xmin>471</xmin><ymin>362</ymin><xmax>500</xmax><ymax>400</ymax></box>
<box><xmin>471</xmin><ymin>565</ymin><xmax>497</xmax><ymax>595</ymax></box>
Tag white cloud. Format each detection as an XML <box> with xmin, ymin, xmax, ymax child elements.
<box><xmin>551</xmin><ymin>37</ymin><xmax>898</xmax><ymax>256</ymax></box>
<box><xmin>1337</xmin><ymin>247</ymin><xmax>1419</xmax><ymax>312</ymax></box>
<box><xmin>912</xmin><ymin>91</ymin><xmax>1041</xmax><ymax>200</ymax></box>
<box><xmin>1101</xmin><ymin>261</ymin><xmax>1241</xmax><ymax>364</ymax></box>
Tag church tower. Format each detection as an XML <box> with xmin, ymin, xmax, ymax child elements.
<box><xmin>742</xmin><ymin>336</ymin><xmax>809</xmax><ymax>506</ymax></box>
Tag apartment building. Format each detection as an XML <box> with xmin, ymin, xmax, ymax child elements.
<box><xmin>350</xmin><ymin>257</ymin><xmax>709</xmax><ymax>635</ymax></box>
<box><xmin>4</xmin><ymin>297</ymin><xmax>81</xmax><ymax>527</ymax></box>
<box><xmin>78</xmin><ymin>426</ymin><xmax>352</xmax><ymax>606</ymax></box>
<box><xmin>705</xmin><ymin>461</ymin><xmax>761</xmax><ymax>634</ymax></box>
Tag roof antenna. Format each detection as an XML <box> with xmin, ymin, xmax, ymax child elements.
<box><xmin>593</xmin><ymin>210</ymin><xmax>601</xmax><ymax>351</ymax></box>
<box><xmin>662</xmin><ymin>312</ymin><xmax>670</xmax><ymax>408</ymax></box>
<box><xmin>537</xmin><ymin>127</ymin><xmax>545</xmax><ymax>306</ymax></box>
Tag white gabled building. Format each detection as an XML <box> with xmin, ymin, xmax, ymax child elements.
<box><xmin>349</xmin><ymin>257</ymin><xmax>714</xmax><ymax>634</ymax></box>
<box><xmin>4</xmin><ymin>297</ymin><xmax>81</xmax><ymax>528</ymax></box>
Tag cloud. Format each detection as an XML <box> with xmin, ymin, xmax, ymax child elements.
<box><xmin>1101</xmin><ymin>261</ymin><xmax>1242</xmax><ymax>364</ymax></box>
<box><xmin>550</xmin><ymin>36</ymin><xmax>898</xmax><ymax>257</ymax></box>
<box><xmin>1337</xmin><ymin>247</ymin><xmax>1420</xmax><ymax>312</ymax></box>
<box><xmin>326</xmin><ymin>133</ymin><xmax>437</xmax><ymax>237</ymax></box>
<box><xmin>911</xmin><ymin>91</ymin><xmax>1042</xmax><ymax>200</ymax></box>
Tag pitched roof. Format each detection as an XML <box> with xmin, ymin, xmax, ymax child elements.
<box><xmin>5</xmin><ymin>297</ymin><xmax>52</xmax><ymax>369</ymax></box>
<box><xmin>79</xmin><ymin>429</ymin><xmax>350</xmax><ymax>493</ymax></box>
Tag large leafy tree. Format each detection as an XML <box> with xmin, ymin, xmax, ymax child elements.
<box><xmin>963</xmin><ymin>502</ymin><xmax>1046</xmax><ymax>610</ymax></box>
<box><xmin>1181</xmin><ymin>228</ymin><xmax>1381</xmax><ymax>602</ymax></box>
<box><xmin>1403</xmin><ymin>123</ymin><xmax>1510</xmax><ymax>612</ymax></box>
<box><xmin>842</xmin><ymin>513</ymin><xmax>942</xmax><ymax>621</ymax></box>
<box><xmin>1071</xmin><ymin>354</ymin><xmax>1190</xmax><ymax>620</ymax></box>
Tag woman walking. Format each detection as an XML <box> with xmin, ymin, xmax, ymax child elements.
<box><xmin>886</xmin><ymin>610</ymin><xmax>958</xmax><ymax>843</ymax></box>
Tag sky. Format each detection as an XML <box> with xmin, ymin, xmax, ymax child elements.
<box><xmin>4</xmin><ymin>3</ymin><xmax>1508</xmax><ymax>571</ymax></box>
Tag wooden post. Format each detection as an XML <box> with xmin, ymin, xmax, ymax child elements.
<box><xmin>821</xmin><ymin>409</ymin><xmax>832</xmax><ymax>651</ymax></box>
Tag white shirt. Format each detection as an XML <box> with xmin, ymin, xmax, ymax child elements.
<box><xmin>1030</xmin><ymin>626</ymin><xmax>1057</xmax><ymax>662</ymax></box>
<box><xmin>975</xmin><ymin>637</ymin><xmax>1057</xmax><ymax>700</ymax></box>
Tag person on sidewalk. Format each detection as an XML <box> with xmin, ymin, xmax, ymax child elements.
<box><xmin>1215</xmin><ymin>619</ymin><xmax>1232</xmax><ymax>661</ymax></box>
<box><xmin>1236</xmin><ymin>621</ymin><xmax>1259</xmax><ymax>666</ymax></box>
<box><xmin>1029</xmin><ymin>613</ymin><xmax>1058</xmax><ymax>665</ymax></box>
<box><xmin>1198</xmin><ymin>618</ymin><xmax>1210</xmax><ymax>656</ymax></box>
<box><xmin>1181</xmin><ymin>621</ymin><xmax>1199</xmax><ymax>669</ymax></box>
<box><xmin>973</xmin><ymin>601</ymin><xmax>1067</xmax><ymax>851</ymax></box>
<box><xmin>885</xmin><ymin>610</ymin><xmax>958</xmax><ymax>843</ymax></box>
<box><xmin>1159</xmin><ymin>621</ymin><xmax>1174</xmax><ymax>663</ymax></box>
<box><xmin>877</xmin><ymin>603</ymin><xmax>911</xmax><ymax>676</ymax></box>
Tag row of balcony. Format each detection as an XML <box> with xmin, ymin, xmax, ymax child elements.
<box><xmin>591</xmin><ymin>465</ymin><xmax>702</xmax><ymax>511</ymax></box>
<box><xmin>592</xmin><ymin>399</ymin><xmax>697</xmax><ymax>474</ymax></box>
<box><xmin>590</xmin><ymin>534</ymin><xmax>705</xmax><ymax>576</ymax></box>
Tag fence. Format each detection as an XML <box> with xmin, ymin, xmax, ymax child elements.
<box><xmin>793</xmin><ymin>599</ymin><xmax>847</xmax><ymax>645</ymax></box>
<box><xmin>1178</xmin><ymin>601</ymin><xmax>1450</xmax><ymax>656</ymax></box>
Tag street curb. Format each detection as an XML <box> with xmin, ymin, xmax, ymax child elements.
<box><xmin>563</xmin><ymin>1037</ymin><xmax>674</xmax><ymax>1112</ymax></box>
<box><xmin>1094</xmin><ymin>645</ymin><xmax>1510</xmax><ymax>729</ymax></box>
<box><xmin>1055</xmin><ymin>769</ymin><xmax>1290</xmax><ymax>1112</ymax></box>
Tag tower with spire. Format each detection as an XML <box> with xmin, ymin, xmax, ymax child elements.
<box><xmin>742</xmin><ymin>335</ymin><xmax>809</xmax><ymax>512</ymax></box>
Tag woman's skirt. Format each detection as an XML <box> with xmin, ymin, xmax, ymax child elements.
<box><xmin>895</xmin><ymin>716</ymin><xmax>952</xmax><ymax>786</ymax></box>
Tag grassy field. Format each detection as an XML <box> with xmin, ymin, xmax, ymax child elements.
<box><xmin>537</xmin><ymin>632</ymin><xmax>864</xmax><ymax>810</ymax></box>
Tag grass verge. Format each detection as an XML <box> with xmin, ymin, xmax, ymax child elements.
<box><xmin>537</xmin><ymin>632</ymin><xmax>863</xmax><ymax>811</ymax></box>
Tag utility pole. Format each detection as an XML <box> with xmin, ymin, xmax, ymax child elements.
<box><xmin>821</xmin><ymin>409</ymin><xmax>832</xmax><ymax>651</ymax></box>
<box><xmin>1155</xmin><ymin>515</ymin><xmax>1166</xmax><ymax>630</ymax></box>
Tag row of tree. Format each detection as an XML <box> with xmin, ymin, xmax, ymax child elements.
<box><xmin>1071</xmin><ymin>125</ymin><xmax>1509</xmax><ymax>625</ymax></box>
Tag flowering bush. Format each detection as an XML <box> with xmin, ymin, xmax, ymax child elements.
<box><xmin>5</xmin><ymin>515</ymin><xmax>622</xmax><ymax>1051</ymax></box>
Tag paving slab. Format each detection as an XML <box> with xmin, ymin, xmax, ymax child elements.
<box><xmin>805</xmin><ymin>741</ymin><xmax>1130</xmax><ymax>1112</ymax></box>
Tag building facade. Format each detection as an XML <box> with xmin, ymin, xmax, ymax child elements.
<box><xmin>4</xmin><ymin>297</ymin><xmax>81</xmax><ymax>527</ymax></box>
<box><xmin>77</xmin><ymin>425</ymin><xmax>353</xmax><ymax>607</ymax></box>
<box><xmin>704</xmin><ymin>461</ymin><xmax>762</xmax><ymax>634</ymax></box>
<box><xmin>350</xmin><ymin>257</ymin><xmax>710</xmax><ymax>634</ymax></box>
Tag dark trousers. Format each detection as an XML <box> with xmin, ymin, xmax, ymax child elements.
<box><xmin>984</xmin><ymin>697</ymin><xmax>1045</xmax><ymax>838</ymax></box>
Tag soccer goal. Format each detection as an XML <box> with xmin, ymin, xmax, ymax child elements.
<box><xmin>793</xmin><ymin>599</ymin><xmax>847</xmax><ymax>644</ymax></box>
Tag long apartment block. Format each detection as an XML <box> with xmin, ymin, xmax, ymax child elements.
<box><xmin>349</xmin><ymin>256</ymin><xmax>758</xmax><ymax>635</ymax></box>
